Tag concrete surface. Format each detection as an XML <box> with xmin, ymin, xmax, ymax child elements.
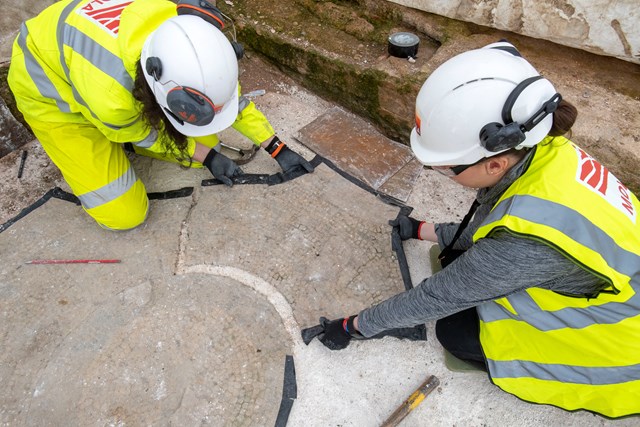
<box><xmin>1</xmin><ymin>52</ymin><xmax>638</xmax><ymax>427</ymax></box>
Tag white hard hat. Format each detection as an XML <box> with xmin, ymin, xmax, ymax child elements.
<box><xmin>141</xmin><ymin>15</ymin><xmax>239</xmax><ymax>137</ymax></box>
<box><xmin>410</xmin><ymin>41</ymin><xmax>560</xmax><ymax>166</ymax></box>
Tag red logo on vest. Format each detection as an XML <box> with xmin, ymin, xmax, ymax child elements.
<box><xmin>577</xmin><ymin>147</ymin><xmax>609</xmax><ymax>195</ymax></box>
<box><xmin>575</xmin><ymin>146</ymin><xmax>636</xmax><ymax>223</ymax></box>
<box><xmin>77</xmin><ymin>0</ymin><xmax>133</xmax><ymax>36</ymax></box>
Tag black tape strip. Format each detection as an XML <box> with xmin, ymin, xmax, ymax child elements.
<box><xmin>0</xmin><ymin>188</ymin><xmax>55</xmax><ymax>233</ymax></box>
<box><xmin>148</xmin><ymin>187</ymin><xmax>194</xmax><ymax>200</ymax></box>
<box><xmin>391</xmin><ymin>228</ymin><xmax>414</xmax><ymax>292</ymax></box>
<box><xmin>387</xmin><ymin>209</ymin><xmax>428</xmax><ymax>341</ymax></box>
<box><xmin>49</xmin><ymin>187</ymin><xmax>195</xmax><ymax>203</ymax></box>
<box><xmin>200</xmin><ymin>155</ymin><xmax>406</xmax><ymax>207</ymax></box>
<box><xmin>369</xmin><ymin>324</ymin><xmax>427</xmax><ymax>341</ymax></box>
<box><xmin>302</xmin><ymin>321</ymin><xmax>427</xmax><ymax>344</ymax></box>
<box><xmin>51</xmin><ymin>187</ymin><xmax>80</xmax><ymax>204</ymax></box>
<box><xmin>315</xmin><ymin>156</ymin><xmax>407</xmax><ymax>207</ymax></box>
<box><xmin>201</xmin><ymin>174</ymin><xmax>271</xmax><ymax>186</ymax></box>
<box><xmin>0</xmin><ymin>186</ymin><xmax>196</xmax><ymax>234</ymax></box>
<box><xmin>201</xmin><ymin>157</ymin><xmax>319</xmax><ymax>188</ymax></box>
<box><xmin>318</xmin><ymin>156</ymin><xmax>374</xmax><ymax>193</ymax></box>
<box><xmin>274</xmin><ymin>355</ymin><xmax>297</xmax><ymax>427</ymax></box>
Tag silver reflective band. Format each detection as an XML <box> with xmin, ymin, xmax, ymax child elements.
<box><xmin>238</xmin><ymin>95</ymin><xmax>250</xmax><ymax>113</ymax></box>
<box><xmin>77</xmin><ymin>166</ymin><xmax>137</xmax><ymax>209</ymax></box>
<box><xmin>63</xmin><ymin>25</ymin><xmax>133</xmax><ymax>91</ymax></box>
<box><xmin>17</xmin><ymin>23</ymin><xmax>71</xmax><ymax>113</ymax></box>
<box><xmin>488</xmin><ymin>358</ymin><xmax>640</xmax><ymax>385</ymax></box>
<box><xmin>484</xmin><ymin>195</ymin><xmax>639</xmax><ymax>278</ymax></box>
<box><xmin>132</xmin><ymin>128</ymin><xmax>158</xmax><ymax>149</ymax></box>
<box><xmin>56</xmin><ymin>0</ymin><xmax>136</xmax><ymax>130</ymax></box>
<box><xmin>479</xmin><ymin>288</ymin><xmax>640</xmax><ymax>330</ymax></box>
<box><xmin>478</xmin><ymin>193</ymin><xmax>640</xmax><ymax>330</ymax></box>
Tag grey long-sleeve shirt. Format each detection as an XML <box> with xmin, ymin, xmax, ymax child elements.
<box><xmin>358</xmin><ymin>149</ymin><xmax>607</xmax><ymax>337</ymax></box>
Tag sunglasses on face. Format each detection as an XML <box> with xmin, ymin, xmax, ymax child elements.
<box><xmin>429</xmin><ymin>158</ymin><xmax>485</xmax><ymax>177</ymax></box>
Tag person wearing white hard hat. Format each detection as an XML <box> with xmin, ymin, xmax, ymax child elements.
<box><xmin>8</xmin><ymin>0</ymin><xmax>312</xmax><ymax>230</ymax></box>
<box><xmin>306</xmin><ymin>41</ymin><xmax>640</xmax><ymax>418</ymax></box>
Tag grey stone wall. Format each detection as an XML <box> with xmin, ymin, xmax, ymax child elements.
<box><xmin>386</xmin><ymin>0</ymin><xmax>640</xmax><ymax>64</ymax></box>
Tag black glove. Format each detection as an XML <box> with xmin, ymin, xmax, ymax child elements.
<box><xmin>389</xmin><ymin>215</ymin><xmax>424</xmax><ymax>240</ymax></box>
<box><xmin>265</xmin><ymin>136</ymin><xmax>314</xmax><ymax>174</ymax></box>
<box><xmin>317</xmin><ymin>315</ymin><xmax>361</xmax><ymax>350</ymax></box>
<box><xmin>203</xmin><ymin>148</ymin><xmax>243</xmax><ymax>187</ymax></box>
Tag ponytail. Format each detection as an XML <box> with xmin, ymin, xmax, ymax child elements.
<box><xmin>548</xmin><ymin>99</ymin><xmax>577</xmax><ymax>137</ymax></box>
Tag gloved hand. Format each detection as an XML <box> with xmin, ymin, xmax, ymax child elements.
<box><xmin>265</xmin><ymin>136</ymin><xmax>314</xmax><ymax>174</ymax></box>
<box><xmin>203</xmin><ymin>148</ymin><xmax>243</xmax><ymax>187</ymax></box>
<box><xmin>317</xmin><ymin>315</ymin><xmax>361</xmax><ymax>350</ymax></box>
<box><xmin>389</xmin><ymin>215</ymin><xmax>424</xmax><ymax>240</ymax></box>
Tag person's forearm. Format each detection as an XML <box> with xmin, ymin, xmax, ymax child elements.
<box><xmin>418</xmin><ymin>222</ymin><xmax>437</xmax><ymax>242</ymax></box>
<box><xmin>193</xmin><ymin>142</ymin><xmax>211</xmax><ymax>163</ymax></box>
<box><xmin>259</xmin><ymin>135</ymin><xmax>275</xmax><ymax>149</ymax></box>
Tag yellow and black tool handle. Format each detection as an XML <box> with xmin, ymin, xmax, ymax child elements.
<box><xmin>380</xmin><ymin>375</ymin><xmax>440</xmax><ymax>427</ymax></box>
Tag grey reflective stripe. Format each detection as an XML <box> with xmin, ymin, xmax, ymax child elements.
<box><xmin>479</xmin><ymin>289</ymin><xmax>640</xmax><ymax>330</ymax></box>
<box><xmin>56</xmin><ymin>0</ymin><xmax>133</xmax><ymax>130</ymax></box>
<box><xmin>63</xmin><ymin>25</ymin><xmax>134</xmax><ymax>92</ymax></box>
<box><xmin>487</xmin><ymin>358</ymin><xmax>640</xmax><ymax>385</ymax></box>
<box><xmin>484</xmin><ymin>195</ymin><xmax>640</xmax><ymax>279</ymax></box>
<box><xmin>132</xmin><ymin>128</ymin><xmax>158</xmax><ymax>149</ymax></box>
<box><xmin>16</xmin><ymin>23</ymin><xmax>71</xmax><ymax>113</ymax></box>
<box><xmin>478</xmin><ymin>194</ymin><xmax>640</xmax><ymax>329</ymax></box>
<box><xmin>477</xmin><ymin>301</ymin><xmax>512</xmax><ymax>322</ymax></box>
<box><xmin>57</xmin><ymin>0</ymin><xmax>86</xmax><ymax>112</ymax></box>
<box><xmin>77</xmin><ymin>165</ymin><xmax>137</xmax><ymax>209</ymax></box>
<box><xmin>238</xmin><ymin>95</ymin><xmax>250</xmax><ymax>113</ymax></box>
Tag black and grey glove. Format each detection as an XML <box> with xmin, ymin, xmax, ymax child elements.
<box><xmin>389</xmin><ymin>215</ymin><xmax>424</xmax><ymax>240</ymax></box>
<box><xmin>265</xmin><ymin>136</ymin><xmax>314</xmax><ymax>174</ymax></box>
<box><xmin>203</xmin><ymin>148</ymin><xmax>243</xmax><ymax>187</ymax></box>
<box><xmin>314</xmin><ymin>315</ymin><xmax>362</xmax><ymax>350</ymax></box>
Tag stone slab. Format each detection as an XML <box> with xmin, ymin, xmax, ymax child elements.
<box><xmin>295</xmin><ymin>107</ymin><xmax>420</xmax><ymax>202</ymax></box>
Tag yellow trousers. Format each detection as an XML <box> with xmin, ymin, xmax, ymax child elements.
<box><xmin>8</xmin><ymin>35</ymin><xmax>271</xmax><ymax>230</ymax></box>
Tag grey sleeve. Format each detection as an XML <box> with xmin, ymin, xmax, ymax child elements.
<box><xmin>357</xmin><ymin>232</ymin><xmax>606</xmax><ymax>337</ymax></box>
<box><xmin>435</xmin><ymin>202</ymin><xmax>495</xmax><ymax>250</ymax></box>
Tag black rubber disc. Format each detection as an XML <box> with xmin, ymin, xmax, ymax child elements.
<box><xmin>388</xmin><ymin>32</ymin><xmax>420</xmax><ymax>58</ymax></box>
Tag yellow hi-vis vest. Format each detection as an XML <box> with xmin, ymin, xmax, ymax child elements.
<box><xmin>474</xmin><ymin>136</ymin><xmax>640</xmax><ymax>418</ymax></box>
<box><xmin>11</xmin><ymin>0</ymin><xmax>175</xmax><ymax>148</ymax></box>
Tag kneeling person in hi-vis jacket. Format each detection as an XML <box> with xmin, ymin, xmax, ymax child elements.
<box><xmin>8</xmin><ymin>0</ymin><xmax>313</xmax><ymax>230</ymax></box>
<box><xmin>305</xmin><ymin>41</ymin><xmax>640</xmax><ymax>419</ymax></box>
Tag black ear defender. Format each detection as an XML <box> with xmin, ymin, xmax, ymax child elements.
<box><xmin>165</xmin><ymin>86</ymin><xmax>217</xmax><ymax>126</ymax></box>
<box><xmin>145</xmin><ymin>56</ymin><xmax>163</xmax><ymax>81</ymax></box>
<box><xmin>176</xmin><ymin>0</ymin><xmax>244</xmax><ymax>59</ymax></box>
<box><xmin>480</xmin><ymin>75</ymin><xmax>562</xmax><ymax>152</ymax></box>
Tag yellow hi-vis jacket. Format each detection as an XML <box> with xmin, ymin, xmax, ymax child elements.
<box><xmin>474</xmin><ymin>136</ymin><xmax>640</xmax><ymax>418</ymax></box>
<box><xmin>10</xmin><ymin>0</ymin><xmax>274</xmax><ymax>155</ymax></box>
<box><xmin>11</xmin><ymin>0</ymin><xmax>175</xmax><ymax>149</ymax></box>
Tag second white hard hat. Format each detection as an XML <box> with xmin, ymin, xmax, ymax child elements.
<box><xmin>410</xmin><ymin>41</ymin><xmax>559</xmax><ymax>166</ymax></box>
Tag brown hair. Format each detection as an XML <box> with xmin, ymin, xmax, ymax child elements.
<box><xmin>548</xmin><ymin>99</ymin><xmax>577</xmax><ymax>137</ymax></box>
<box><xmin>132</xmin><ymin>60</ymin><xmax>191</xmax><ymax>163</ymax></box>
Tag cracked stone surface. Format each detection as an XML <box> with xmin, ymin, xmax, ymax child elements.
<box><xmin>185</xmin><ymin>163</ymin><xmax>403</xmax><ymax>327</ymax></box>
<box><xmin>1</xmin><ymin>198</ymin><xmax>289</xmax><ymax>426</ymax></box>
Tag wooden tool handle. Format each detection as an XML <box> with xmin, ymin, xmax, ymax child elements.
<box><xmin>380</xmin><ymin>375</ymin><xmax>440</xmax><ymax>427</ymax></box>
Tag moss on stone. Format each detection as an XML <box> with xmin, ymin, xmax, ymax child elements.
<box><xmin>0</xmin><ymin>64</ymin><xmax>28</xmax><ymax>130</ymax></box>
